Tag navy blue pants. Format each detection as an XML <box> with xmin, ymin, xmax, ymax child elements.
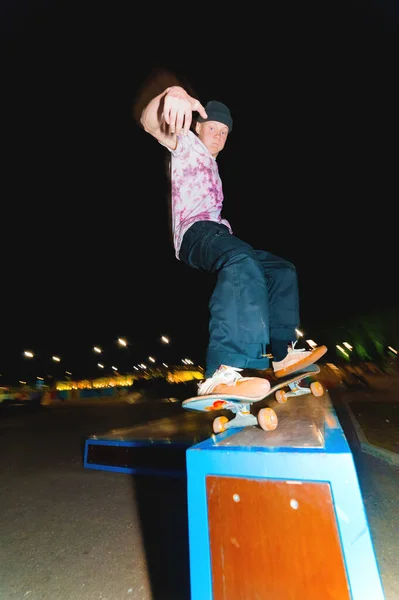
<box><xmin>179</xmin><ymin>221</ymin><xmax>300</xmax><ymax>378</ymax></box>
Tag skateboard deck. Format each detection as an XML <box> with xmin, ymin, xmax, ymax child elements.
<box><xmin>182</xmin><ymin>364</ymin><xmax>323</xmax><ymax>434</ymax></box>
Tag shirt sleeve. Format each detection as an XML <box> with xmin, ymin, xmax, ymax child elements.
<box><xmin>158</xmin><ymin>131</ymin><xmax>193</xmax><ymax>160</ymax></box>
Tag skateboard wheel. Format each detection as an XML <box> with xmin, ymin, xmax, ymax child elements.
<box><xmin>213</xmin><ymin>416</ymin><xmax>229</xmax><ymax>434</ymax></box>
<box><xmin>275</xmin><ymin>389</ymin><xmax>288</xmax><ymax>404</ymax></box>
<box><xmin>310</xmin><ymin>381</ymin><xmax>324</xmax><ymax>397</ymax></box>
<box><xmin>258</xmin><ymin>408</ymin><xmax>278</xmax><ymax>431</ymax></box>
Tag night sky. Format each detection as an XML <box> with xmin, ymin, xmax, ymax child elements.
<box><xmin>1</xmin><ymin>1</ymin><xmax>398</xmax><ymax>382</ymax></box>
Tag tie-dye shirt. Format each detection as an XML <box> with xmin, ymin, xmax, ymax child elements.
<box><xmin>163</xmin><ymin>131</ymin><xmax>232</xmax><ymax>258</ymax></box>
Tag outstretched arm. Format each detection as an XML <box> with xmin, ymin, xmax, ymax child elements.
<box><xmin>140</xmin><ymin>86</ymin><xmax>207</xmax><ymax>150</ymax></box>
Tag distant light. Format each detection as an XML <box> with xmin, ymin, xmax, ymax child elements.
<box><xmin>37</xmin><ymin>377</ymin><xmax>44</xmax><ymax>381</ymax></box>
<box><xmin>162</xmin><ymin>363</ymin><xmax>168</xmax><ymax>368</ymax></box>
<box><xmin>98</xmin><ymin>363</ymin><xmax>104</xmax><ymax>369</ymax></box>
<box><xmin>93</xmin><ymin>346</ymin><xmax>102</xmax><ymax>354</ymax></box>
<box><xmin>65</xmin><ymin>371</ymin><xmax>72</xmax><ymax>375</ymax></box>
<box><xmin>336</xmin><ymin>345</ymin><xmax>349</xmax><ymax>358</ymax></box>
<box><xmin>118</xmin><ymin>338</ymin><xmax>127</xmax><ymax>347</ymax></box>
<box><xmin>161</xmin><ymin>336</ymin><xmax>170</xmax><ymax>344</ymax></box>
<box><xmin>296</xmin><ymin>329</ymin><xmax>304</xmax><ymax>337</ymax></box>
<box><xmin>140</xmin><ymin>364</ymin><xmax>147</xmax><ymax>369</ymax></box>
<box><xmin>24</xmin><ymin>351</ymin><xmax>34</xmax><ymax>358</ymax></box>
<box><xmin>133</xmin><ymin>366</ymin><xmax>139</xmax><ymax>371</ymax></box>
<box><xmin>52</xmin><ymin>356</ymin><xmax>61</xmax><ymax>362</ymax></box>
<box><xmin>112</xmin><ymin>366</ymin><xmax>118</xmax><ymax>371</ymax></box>
<box><xmin>19</xmin><ymin>381</ymin><xmax>26</xmax><ymax>385</ymax></box>
<box><xmin>343</xmin><ymin>342</ymin><xmax>353</xmax><ymax>350</ymax></box>
<box><xmin>148</xmin><ymin>356</ymin><xmax>156</xmax><ymax>363</ymax></box>
<box><xmin>388</xmin><ymin>346</ymin><xmax>398</xmax><ymax>355</ymax></box>
<box><xmin>306</xmin><ymin>339</ymin><xmax>317</xmax><ymax>348</ymax></box>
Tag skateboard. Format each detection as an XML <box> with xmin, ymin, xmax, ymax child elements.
<box><xmin>182</xmin><ymin>364</ymin><xmax>323</xmax><ymax>434</ymax></box>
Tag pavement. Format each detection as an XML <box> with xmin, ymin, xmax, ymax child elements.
<box><xmin>328</xmin><ymin>373</ymin><xmax>399</xmax><ymax>466</ymax></box>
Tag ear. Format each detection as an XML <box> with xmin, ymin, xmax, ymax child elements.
<box><xmin>195</xmin><ymin>121</ymin><xmax>202</xmax><ymax>135</ymax></box>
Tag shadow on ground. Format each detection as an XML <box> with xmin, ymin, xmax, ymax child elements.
<box><xmin>134</xmin><ymin>474</ymin><xmax>190</xmax><ymax>600</ymax></box>
<box><xmin>128</xmin><ymin>380</ymin><xmax>199</xmax><ymax>599</ymax></box>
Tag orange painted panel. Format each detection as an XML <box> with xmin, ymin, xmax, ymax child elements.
<box><xmin>206</xmin><ymin>476</ymin><xmax>351</xmax><ymax>600</ymax></box>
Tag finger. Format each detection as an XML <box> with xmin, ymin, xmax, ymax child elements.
<box><xmin>182</xmin><ymin>107</ymin><xmax>192</xmax><ymax>135</ymax></box>
<box><xmin>175</xmin><ymin>109</ymin><xmax>185</xmax><ymax>135</ymax></box>
<box><xmin>163</xmin><ymin>101</ymin><xmax>171</xmax><ymax>125</ymax></box>
<box><xmin>192</xmin><ymin>99</ymin><xmax>207</xmax><ymax>120</ymax></box>
<box><xmin>168</xmin><ymin>107</ymin><xmax>178</xmax><ymax>133</ymax></box>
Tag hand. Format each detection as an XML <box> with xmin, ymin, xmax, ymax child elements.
<box><xmin>163</xmin><ymin>86</ymin><xmax>207</xmax><ymax>135</ymax></box>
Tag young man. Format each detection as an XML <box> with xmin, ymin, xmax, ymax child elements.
<box><xmin>140</xmin><ymin>85</ymin><xmax>327</xmax><ymax>397</ymax></box>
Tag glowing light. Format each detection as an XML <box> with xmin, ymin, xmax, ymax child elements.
<box><xmin>98</xmin><ymin>363</ymin><xmax>104</xmax><ymax>369</ymax></box>
<box><xmin>388</xmin><ymin>346</ymin><xmax>397</xmax><ymax>355</ymax></box>
<box><xmin>112</xmin><ymin>366</ymin><xmax>118</xmax><ymax>371</ymax></box>
<box><xmin>343</xmin><ymin>342</ymin><xmax>353</xmax><ymax>350</ymax></box>
<box><xmin>52</xmin><ymin>356</ymin><xmax>61</xmax><ymax>362</ymax></box>
<box><xmin>148</xmin><ymin>356</ymin><xmax>156</xmax><ymax>363</ymax></box>
<box><xmin>296</xmin><ymin>329</ymin><xmax>304</xmax><ymax>337</ymax></box>
<box><xmin>118</xmin><ymin>338</ymin><xmax>127</xmax><ymax>347</ymax></box>
<box><xmin>306</xmin><ymin>340</ymin><xmax>317</xmax><ymax>348</ymax></box>
<box><xmin>24</xmin><ymin>351</ymin><xmax>34</xmax><ymax>358</ymax></box>
<box><xmin>161</xmin><ymin>336</ymin><xmax>170</xmax><ymax>344</ymax></box>
<box><xmin>336</xmin><ymin>345</ymin><xmax>349</xmax><ymax>358</ymax></box>
<box><xmin>93</xmin><ymin>346</ymin><xmax>102</xmax><ymax>353</ymax></box>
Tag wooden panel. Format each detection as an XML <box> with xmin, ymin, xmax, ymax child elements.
<box><xmin>206</xmin><ymin>476</ymin><xmax>351</xmax><ymax>600</ymax></box>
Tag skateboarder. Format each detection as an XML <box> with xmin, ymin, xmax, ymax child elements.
<box><xmin>140</xmin><ymin>85</ymin><xmax>327</xmax><ymax>398</ymax></box>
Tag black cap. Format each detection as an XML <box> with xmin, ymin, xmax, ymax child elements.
<box><xmin>197</xmin><ymin>100</ymin><xmax>233</xmax><ymax>132</ymax></box>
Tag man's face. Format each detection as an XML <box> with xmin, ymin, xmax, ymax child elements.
<box><xmin>195</xmin><ymin>121</ymin><xmax>229</xmax><ymax>157</ymax></box>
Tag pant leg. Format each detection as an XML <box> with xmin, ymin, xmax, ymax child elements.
<box><xmin>253</xmin><ymin>249</ymin><xmax>300</xmax><ymax>355</ymax></box>
<box><xmin>179</xmin><ymin>221</ymin><xmax>270</xmax><ymax>377</ymax></box>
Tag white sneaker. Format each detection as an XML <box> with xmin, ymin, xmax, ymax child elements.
<box><xmin>198</xmin><ymin>365</ymin><xmax>270</xmax><ymax>398</ymax></box>
<box><xmin>272</xmin><ymin>342</ymin><xmax>327</xmax><ymax>378</ymax></box>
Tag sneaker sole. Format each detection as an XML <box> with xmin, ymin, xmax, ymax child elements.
<box><xmin>274</xmin><ymin>345</ymin><xmax>327</xmax><ymax>378</ymax></box>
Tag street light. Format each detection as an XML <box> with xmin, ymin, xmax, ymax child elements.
<box><xmin>336</xmin><ymin>345</ymin><xmax>349</xmax><ymax>358</ymax></box>
<box><xmin>161</xmin><ymin>336</ymin><xmax>170</xmax><ymax>344</ymax></box>
<box><xmin>52</xmin><ymin>356</ymin><xmax>61</xmax><ymax>362</ymax></box>
<box><xmin>93</xmin><ymin>346</ymin><xmax>102</xmax><ymax>354</ymax></box>
<box><xmin>23</xmin><ymin>351</ymin><xmax>34</xmax><ymax>358</ymax></box>
<box><xmin>118</xmin><ymin>338</ymin><xmax>127</xmax><ymax>347</ymax></box>
<box><xmin>97</xmin><ymin>363</ymin><xmax>105</xmax><ymax>369</ymax></box>
<box><xmin>306</xmin><ymin>340</ymin><xmax>317</xmax><ymax>348</ymax></box>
